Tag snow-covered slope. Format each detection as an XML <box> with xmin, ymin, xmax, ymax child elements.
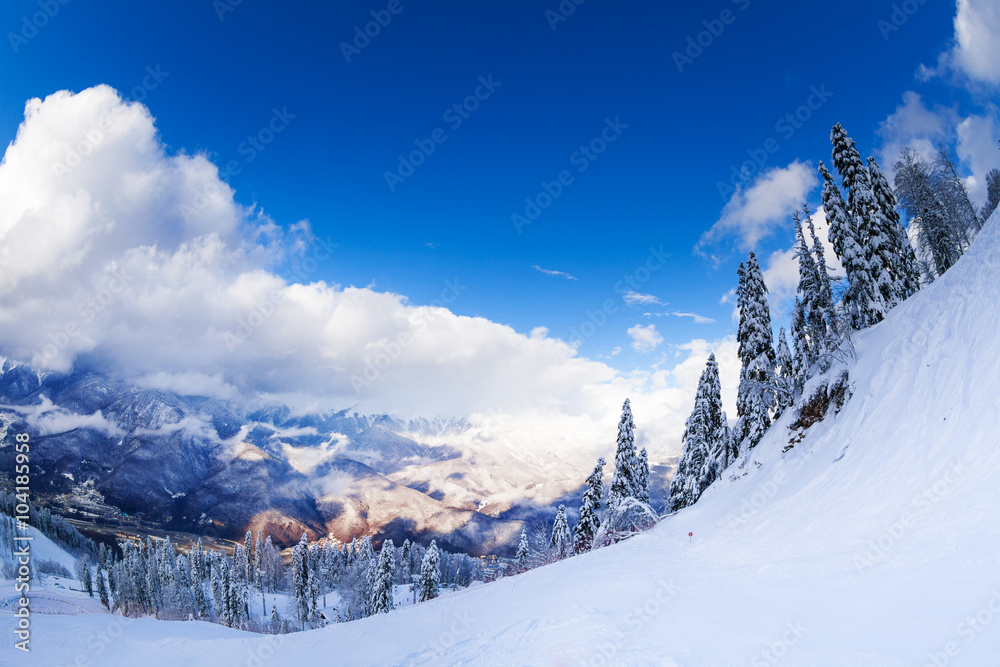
<box><xmin>7</xmin><ymin>211</ymin><xmax>1000</xmax><ymax>665</ymax></box>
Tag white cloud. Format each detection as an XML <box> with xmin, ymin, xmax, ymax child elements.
<box><xmin>532</xmin><ymin>265</ymin><xmax>577</xmax><ymax>280</ymax></box>
<box><xmin>627</xmin><ymin>324</ymin><xmax>664</xmax><ymax>354</ymax></box>
<box><xmin>957</xmin><ymin>113</ymin><xmax>1000</xmax><ymax>206</ymax></box>
<box><xmin>877</xmin><ymin>92</ymin><xmax>1000</xmax><ymax>209</ymax></box>
<box><xmin>950</xmin><ymin>0</ymin><xmax>1000</xmax><ymax>86</ymax></box>
<box><xmin>669</xmin><ymin>312</ymin><xmax>716</xmax><ymax>325</ymax></box>
<box><xmin>0</xmin><ymin>86</ymin><xmax>740</xmax><ymax>466</ymax></box>
<box><xmin>697</xmin><ymin>161</ymin><xmax>818</xmax><ymax>259</ymax></box>
<box><xmin>623</xmin><ymin>291</ymin><xmax>663</xmax><ymax>306</ymax></box>
<box><xmin>877</xmin><ymin>92</ymin><xmax>951</xmax><ymax>171</ymax></box>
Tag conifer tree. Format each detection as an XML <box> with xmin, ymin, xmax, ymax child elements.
<box><xmin>549</xmin><ymin>505</ymin><xmax>573</xmax><ymax>559</ymax></box>
<box><xmin>734</xmin><ymin>253</ymin><xmax>776</xmax><ymax>454</ymax></box>
<box><xmin>774</xmin><ymin>327</ymin><xmax>794</xmax><ymax>417</ymax></box>
<box><xmin>514</xmin><ymin>529</ymin><xmax>530</xmax><ymax>572</ymax></box>
<box><xmin>369</xmin><ymin>539</ymin><xmax>395</xmax><ymax>614</ymax></box>
<box><xmin>418</xmin><ymin>541</ymin><xmax>441</xmax><ymax>602</ymax></box>
<box><xmin>668</xmin><ymin>354</ymin><xmax>726</xmax><ymax>510</ymax></box>
<box><xmin>821</xmin><ymin>160</ymin><xmax>879</xmax><ymax>329</ymax></box>
<box><xmin>609</xmin><ymin>398</ymin><xmax>639</xmax><ymax>505</ymax></box>
<box><xmin>869</xmin><ymin>156</ymin><xmax>921</xmax><ymax>300</ymax></box>
<box><xmin>573</xmin><ymin>458</ymin><xmax>605</xmax><ymax>553</ymax></box>
<box><xmin>636</xmin><ymin>448</ymin><xmax>650</xmax><ymax>504</ymax></box>
<box><xmin>96</xmin><ymin>565</ymin><xmax>109</xmax><ymax>609</ymax></box>
<box><xmin>291</xmin><ymin>534</ymin><xmax>310</xmax><ymax>628</ymax></box>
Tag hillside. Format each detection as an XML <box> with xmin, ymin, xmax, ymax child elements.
<box><xmin>6</xmin><ymin>216</ymin><xmax>998</xmax><ymax>664</ymax></box>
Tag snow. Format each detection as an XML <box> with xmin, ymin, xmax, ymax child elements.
<box><xmin>4</xmin><ymin>212</ymin><xmax>1000</xmax><ymax>664</ymax></box>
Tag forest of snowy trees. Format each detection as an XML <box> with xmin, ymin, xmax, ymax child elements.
<box><xmin>666</xmin><ymin>124</ymin><xmax>996</xmax><ymax>513</ymax></box>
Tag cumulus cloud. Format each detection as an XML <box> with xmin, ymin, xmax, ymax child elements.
<box><xmin>696</xmin><ymin>161</ymin><xmax>818</xmax><ymax>261</ymax></box>
<box><xmin>627</xmin><ymin>324</ymin><xmax>664</xmax><ymax>354</ymax></box>
<box><xmin>941</xmin><ymin>0</ymin><xmax>1000</xmax><ymax>86</ymax></box>
<box><xmin>0</xmin><ymin>85</ymin><xmax>740</xmax><ymax>465</ymax></box>
<box><xmin>877</xmin><ymin>92</ymin><xmax>1000</xmax><ymax>208</ymax></box>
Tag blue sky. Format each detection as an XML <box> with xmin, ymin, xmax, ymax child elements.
<box><xmin>0</xmin><ymin>0</ymin><xmax>996</xmax><ymax>447</ymax></box>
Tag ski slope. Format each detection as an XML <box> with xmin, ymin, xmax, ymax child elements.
<box><xmin>5</xmin><ymin>211</ymin><xmax>1000</xmax><ymax>665</ymax></box>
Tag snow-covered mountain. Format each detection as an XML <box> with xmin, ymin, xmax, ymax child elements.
<box><xmin>9</xmin><ymin>210</ymin><xmax>998</xmax><ymax>664</ymax></box>
<box><xmin>0</xmin><ymin>365</ymin><xmax>668</xmax><ymax>553</ymax></box>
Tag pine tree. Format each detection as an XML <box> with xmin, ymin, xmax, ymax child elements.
<box><xmin>418</xmin><ymin>541</ymin><xmax>441</xmax><ymax>602</ymax></box>
<box><xmin>514</xmin><ymin>529</ymin><xmax>530</xmax><ymax>572</ymax></box>
<box><xmin>868</xmin><ymin>156</ymin><xmax>921</xmax><ymax>301</ymax></box>
<box><xmin>291</xmin><ymin>534</ymin><xmax>310</xmax><ymax>628</ymax></box>
<box><xmin>774</xmin><ymin>327</ymin><xmax>794</xmax><ymax>417</ymax></box>
<box><xmin>573</xmin><ymin>458</ymin><xmax>605</xmax><ymax>553</ymax></box>
<box><xmin>830</xmin><ymin>124</ymin><xmax>894</xmax><ymax>322</ymax></box>
<box><xmin>270</xmin><ymin>604</ymin><xmax>281</xmax><ymax>634</ymax></box>
<box><xmin>668</xmin><ymin>354</ymin><xmax>726</xmax><ymax>510</ymax></box>
<box><xmin>609</xmin><ymin>398</ymin><xmax>639</xmax><ymax>505</ymax></box>
<box><xmin>369</xmin><ymin>539</ymin><xmax>395</xmax><ymax>614</ymax></box>
<box><xmin>96</xmin><ymin>565</ymin><xmax>109</xmax><ymax>609</ymax></box>
<box><xmin>734</xmin><ymin>253</ymin><xmax>776</xmax><ymax>455</ymax></box>
<box><xmin>400</xmin><ymin>539</ymin><xmax>412</xmax><ymax>580</ymax></box>
<box><xmin>981</xmin><ymin>168</ymin><xmax>1000</xmax><ymax>222</ymax></box>
<box><xmin>636</xmin><ymin>448</ymin><xmax>650</xmax><ymax>504</ymax></box>
<box><xmin>821</xmin><ymin>160</ymin><xmax>879</xmax><ymax>329</ymax></box>
<box><xmin>549</xmin><ymin>505</ymin><xmax>573</xmax><ymax>559</ymax></box>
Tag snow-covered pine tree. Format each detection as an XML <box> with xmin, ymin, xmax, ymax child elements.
<box><xmin>668</xmin><ymin>354</ymin><xmax>726</xmax><ymax>511</ymax></box>
<box><xmin>609</xmin><ymin>398</ymin><xmax>639</xmax><ymax>505</ymax></box>
<box><xmin>399</xmin><ymin>539</ymin><xmax>412</xmax><ymax>582</ymax></box>
<box><xmin>270</xmin><ymin>604</ymin><xmax>281</xmax><ymax>634</ymax></box>
<box><xmin>830</xmin><ymin>124</ymin><xmax>893</xmax><ymax>323</ymax></box>
<box><xmin>291</xmin><ymin>534</ymin><xmax>310</xmax><ymax>628</ymax></box>
<box><xmin>868</xmin><ymin>155</ymin><xmax>921</xmax><ymax>301</ymax></box>
<box><xmin>734</xmin><ymin>253</ymin><xmax>776</xmax><ymax>455</ymax></box>
<box><xmin>96</xmin><ymin>565</ymin><xmax>109</xmax><ymax>609</ymax></box>
<box><xmin>418</xmin><ymin>541</ymin><xmax>441</xmax><ymax>602</ymax></box>
<box><xmin>804</xmin><ymin>205</ymin><xmax>837</xmax><ymax>357</ymax></box>
<box><xmin>549</xmin><ymin>505</ymin><xmax>573</xmax><ymax>559</ymax></box>
<box><xmin>774</xmin><ymin>327</ymin><xmax>794</xmax><ymax>417</ymax></box>
<box><xmin>821</xmin><ymin>160</ymin><xmax>878</xmax><ymax>329</ymax></box>
<box><xmin>636</xmin><ymin>448</ymin><xmax>650</xmax><ymax>504</ymax></box>
<box><xmin>573</xmin><ymin>458</ymin><xmax>605</xmax><ymax>553</ymax></box>
<box><xmin>514</xmin><ymin>528</ymin><xmax>530</xmax><ymax>572</ymax></box>
<box><xmin>369</xmin><ymin>539</ymin><xmax>395</xmax><ymax>614</ymax></box>
<box><xmin>982</xmin><ymin>168</ymin><xmax>1000</xmax><ymax>222</ymax></box>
